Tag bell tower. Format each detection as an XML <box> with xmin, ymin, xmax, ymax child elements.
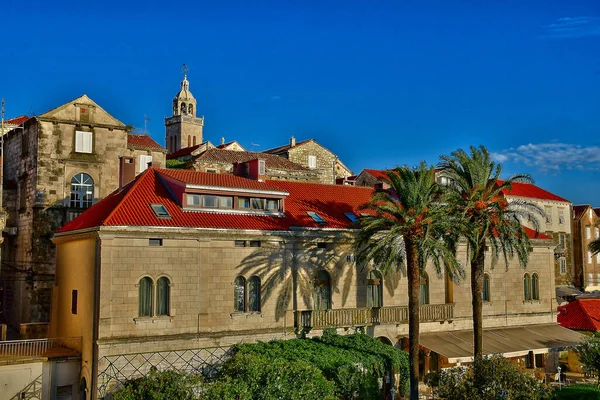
<box><xmin>165</xmin><ymin>64</ymin><xmax>204</xmax><ymax>153</ymax></box>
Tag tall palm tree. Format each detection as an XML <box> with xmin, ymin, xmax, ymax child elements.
<box><xmin>354</xmin><ymin>162</ymin><xmax>463</xmax><ymax>400</ymax></box>
<box><xmin>438</xmin><ymin>145</ymin><xmax>543</xmax><ymax>359</ymax></box>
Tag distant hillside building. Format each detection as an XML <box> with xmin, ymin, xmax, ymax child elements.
<box><xmin>572</xmin><ymin>205</ymin><xmax>600</xmax><ymax>290</ymax></box>
<box><xmin>0</xmin><ymin>94</ymin><xmax>165</xmax><ymax>335</ymax></box>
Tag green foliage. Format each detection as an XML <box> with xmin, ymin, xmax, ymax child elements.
<box><xmin>552</xmin><ymin>384</ymin><xmax>600</xmax><ymax>400</ymax></box>
<box><xmin>576</xmin><ymin>332</ymin><xmax>600</xmax><ymax>386</ymax></box>
<box><xmin>437</xmin><ymin>355</ymin><xmax>552</xmax><ymax>400</ymax></box>
<box><xmin>232</xmin><ymin>333</ymin><xmax>409</xmax><ymax>398</ymax></box>
<box><xmin>111</xmin><ymin>368</ymin><xmax>201</xmax><ymax>400</ymax></box>
<box><xmin>166</xmin><ymin>159</ymin><xmax>187</xmax><ymax>169</ymax></box>
<box><xmin>203</xmin><ymin>353</ymin><xmax>336</xmax><ymax>400</ymax></box>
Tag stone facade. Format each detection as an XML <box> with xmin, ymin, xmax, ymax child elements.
<box><xmin>263</xmin><ymin>138</ymin><xmax>353</xmax><ymax>184</ymax></box>
<box><xmin>572</xmin><ymin>205</ymin><xmax>600</xmax><ymax>290</ymax></box>
<box><xmin>1</xmin><ymin>95</ymin><xmax>165</xmax><ymax>332</ymax></box>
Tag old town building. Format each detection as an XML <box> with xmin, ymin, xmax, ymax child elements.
<box><xmin>0</xmin><ymin>95</ymin><xmax>165</xmax><ymax>336</ymax></box>
<box><xmin>49</xmin><ymin>167</ymin><xmax>582</xmax><ymax>399</ymax></box>
<box><xmin>572</xmin><ymin>205</ymin><xmax>600</xmax><ymax>290</ymax></box>
<box><xmin>164</xmin><ymin>74</ymin><xmax>204</xmax><ymax>154</ymax></box>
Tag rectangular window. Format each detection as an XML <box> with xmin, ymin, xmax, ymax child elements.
<box><xmin>559</xmin><ymin>234</ymin><xmax>565</xmax><ymax>246</ymax></box>
<box><xmin>588</xmin><ymin>251</ymin><xmax>593</xmax><ymax>264</ymax></box>
<box><xmin>75</xmin><ymin>130</ymin><xmax>93</xmax><ymax>153</ymax></box>
<box><xmin>596</xmin><ymin>227</ymin><xmax>599</xmax><ymax>239</ymax></box>
<box><xmin>187</xmin><ymin>194</ymin><xmax>201</xmax><ymax>206</ymax></box>
<box><xmin>558</xmin><ymin>209</ymin><xmax>565</xmax><ymax>224</ymax></box>
<box><xmin>149</xmin><ymin>238</ymin><xmax>163</xmax><ymax>246</ymax></box>
<box><xmin>346</xmin><ymin>254</ymin><xmax>355</xmax><ymax>263</ymax></box>
<box><xmin>251</xmin><ymin>198</ymin><xmax>265</xmax><ymax>210</ymax></box>
<box><xmin>586</xmin><ymin>226</ymin><xmax>592</xmax><ymax>239</ymax></box>
<box><xmin>597</xmin><ymin>274</ymin><xmax>600</xmax><ymax>285</ymax></box>
<box><xmin>544</xmin><ymin>207</ymin><xmax>552</xmax><ymax>224</ymax></box>
<box><xmin>202</xmin><ymin>195</ymin><xmax>218</xmax><ymax>208</ymax></box>
<box><xmin>235</xmin><ymin>240</ymin><xmax>247</xmax><ymax>247</ymax></box>
<box><xmin>307</xmin><ymin>211</ymin><xmax>326</xmax><ymax>224</ymax></box>
<box><xmin>597</xmin><ymin>253</ymin><xmax>600</xmax><ymax>263</ymax></box>
<box><xmin>535</xmin><ymin>353</ymin><xmax>544</xmax><ymax>368</ymax></box>
<box><xmin>249</xmin><ymin>240</ymin><xmax>261</xmax><ymax>247</ymax></box>
<box><xmin>308</xmin><ymin>155</ymin><xmax>317</xmax><ymax>169</ymax></box>
<box><xmin>238</xmin><ymin>197</ymin><xmax>251</xmax><ymax>209</ymax></box>
<box><xmin>588</xmin><ymin>274</ymin><xmax>594</xmax><ymax>285</ymax></box>
<box><xmin>266</xmin><ymin>199</ymin><xmax>278</xmax><ymax>210</ymax></box>
<box><xmin>139</xmin><ymin>154</ymin><xmax>153</xmax><ymax>172</ymax></box>
<box><xmin>71</xmin><ymin>290</ymin><xmax>78</xmax><ymax>315</ymax></box>
<box><xmin>344</xmin><ymin>212</ymin><xmax>358</xmax><ymax>222</ymax></box>
<box><xmin>559</xmin><ymin>258</ymin><xmax>567</xmax><ymax>274</ymax></box>
<box><xmin>219</xmin><ymin>196</ymin><xmax>233</xmax><ymax>208</ymax></box>
<box><xmin>187</xmin><ymin>194</ymin><xmax>232</xmax><ymax>209</ymax></box>
<box><xmin>258</xmin><ymin>160</ymin><xmax>266</xmax><ymax>175</ymax></box>
<box><xmin>150</xmin><ymin>204</ymin><xmax>171</xmax><ymax>218</ymax></box>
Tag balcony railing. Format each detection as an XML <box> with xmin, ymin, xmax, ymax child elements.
<box><xmin>295</xmin><ymin>303</ymin><xmax>454</xmax><ymax>331</ymax></box>
<box><xmin>0</xmin><ymin>337</ymin><xmax>81</xmax><ymax>365</ymax></box>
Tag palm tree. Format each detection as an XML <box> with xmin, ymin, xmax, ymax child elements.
<box><xmin>438</xmin><ymin>145</ymin><xmax>543</xmax><ymax>359</ymax></box>
<box><xmin>590</xmin><ymin>237</ymin><xmax>600</xmax><ymax>256</ymax></box>
<box><xmin>354</xmin><ymin>162</ymin><xmax>463</xmax><ymax>400</ymax></box>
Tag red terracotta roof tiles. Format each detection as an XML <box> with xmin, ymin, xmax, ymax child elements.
<box><xmin>558</xmin><ymin>299</ymin><xmax>600</xmax><ymax>332</ymax></box>
<box><xmin>573</xmin><ymin>205</ymin><xmax>590</xmax><ymax>220</ymax></box>
<box><xmin>500</xmin><ymin>181</ymin><xmax>569</xmax><ymax>203</ymax></box>
<box><xmin>127</xmin><ymin>134</ymin><xmax>166</xmax><ymax>152</ymax></box>
<box><xmin>167</xmin><ymin>144</ymin><xmax>203</xmax><ymax>159</ymax></box>
<box><xmin>4</xmin><ymin>115</ymin><xmax>29</xmax><ymax>126</ymax></box>
<box><xmin>363</xmin><ymin>169</ymin><xmax>391</xmax><ymax>181</ymax></box>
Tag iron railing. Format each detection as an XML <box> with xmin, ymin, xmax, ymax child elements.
<box><xmin>0</xmin><ymin>337</ymin><xmax>81</xmax><ymax>364</ymax></box>
<box><xmin>295</xmin><ymin>303</ymin><xmax>454</xmax><ymax>331</ymax></box>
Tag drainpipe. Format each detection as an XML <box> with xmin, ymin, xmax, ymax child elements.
<box><xmin>197</xmin><ymin>239</ymin><xmax>202</xmax><ymax>335</ymax></box>
<box><xmin>91</xmin><ymin>234</ymin><xmax>101</xmax><ymax>400</ymax></box>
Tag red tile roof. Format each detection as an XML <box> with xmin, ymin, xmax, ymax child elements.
<box><xmin>573</xmin><ymin>205</ymin><xmax>590</xmax><ymax>220</ymax></box>
<box><xmin>500</xmin><ymin>181</ymin><xmax>569</xmax><ymax>203</ymax></box>
<box><xmin>523</xmin><ymin>227</ymin><xmax>552</xmax><ymax>240</ymax></box>
<box><xmin>167</xmin><ymin>144</ymin><xmax>203</xmax><ymax>159</ymax></box>
<box><xmin>363</xmin><ymin>169</ymin><xmax>391</xmax><ymax>181</ymax></box>
<box><xmin>57</xmin><ymin>169</ymin><xmax>375</xmax><ymax>233</ymax></box>
<box><xmin>558</xmin><ymin>299</ymin><xmax>600</xmax><ymax>331</ymax></box>
<box><xmin>195</xmin><ymin>149</ymin><xmax>311</xmax><ymax>172</ymax></box>
<box><xmin>127</xmin><ymin>134</ymin><xmax>166</xmax><ymax>152</ymax></box>
<box><xmin>4</xmin><ymin>115</ymin><xmax>29</xmax><ymax>126</ymax></box>
<box><xmin>594</xmin><ymin>208</ymin><xmax>600</xmax><ymax>218</ymax></box>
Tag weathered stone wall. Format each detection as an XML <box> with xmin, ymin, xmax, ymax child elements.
<box><xmin>165</xmin><ymin>115</ymin><xmax>203</xmax><ymax>153</ymax></box>
<box><xmin>286</xmin><ymin>141</ymin><xmax>337</xmax><ymax>184</ymax></box>
<box><xmin>191</xmin><ymin>161</ymin><xmax>319</xmax><ymax>182</ymax></box>
<box><xmin>126</xmin><ymin>147</ymin><xmax>167</xmax><ymax>175</ymax></box>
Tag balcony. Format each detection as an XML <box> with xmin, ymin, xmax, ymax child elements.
<box><xmin>295</xmin><ymin>303</ymin><xmax>454</xmax><ymax>332</ymax></box>
<box><xmin>0</xmin><ymin>337</ymin><xmax>81</xmax><ymax>365</ymax></box>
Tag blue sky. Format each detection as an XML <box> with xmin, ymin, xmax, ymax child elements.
<box><xmin>2</xmin><ymin>0</ymin><xmax>600</xmax><ymax>205</ymax></box>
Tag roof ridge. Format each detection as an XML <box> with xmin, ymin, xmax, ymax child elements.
<box><xmin>102</xmin><ymin>170</ymin><xmax>155</xmax><ymax>226</ymax></box>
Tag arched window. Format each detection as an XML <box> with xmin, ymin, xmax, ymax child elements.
<box><xmin>188</xmin><ymin>135</ymin><xmax>191</xmax><ymax>147</ymax></box>
<box><xmin>532</xmin><ymin>273</ymin><xmax>539</xmax><ymax>300</ymax></box>
<box><xmin>524</xmin><ymin>273</ymin><xmax>532</xmax><ymax>301</ymax></box>
<box><xmin>234</xmin><ymin>276</ymin><xmax>246</xmax><ymax>312</ymax></box>
<box><xmin>419</xmin><ymin>272</ymin><xmax>429</xmax><ymax>305</ymax></box>
<box><xmin>138</xmin><ymin>277</ymin><xmax>153</xmax><ymax>317</ymax></box>
<box><xmin>367</xmin><ymin>270</ymin><xmax>383</xmax><ymax>308</ymax></box>
<box><xmin>314</xmin><ymin>270</ymin><xmax>331</xmax><ymax>310</ymax></box>
<box><xmin>70</xmin><ymin>173</ymin><xmax>94</xmax><ymax>209</ymax></box>
<box><xmin>248</xmin><ymin>276</ymin><xmax>261</xmax><ymax>312</ymax></box>
<box><xmin>188</xmin><ymin>104</ymin><xmax>193</xmax><ymax>115</ymax></box>
<box><xmin>181</xmin><ymin>103</ymin><xmax>187</xmax><ymax>115</ymax></box>
<box><xmin>193</xmin><ymin>136</ymin><xmax>197</xmax><ymax>146</ymax></box>
<box><xmin>482</xmin><ymin>274</ymin><xmax>490</xmax><ymax>302</ymax></box>
<box><xmin>173</xmin><ymin>104</ymin><xmax>178</xmax><ymax>116</ymax></box>
<box><xmin>156</xmin><ymin>277</ymin><xmax>170</xmax><ymax>316</ymax></box>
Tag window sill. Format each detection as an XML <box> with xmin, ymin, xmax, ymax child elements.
<box><xmin>230</xmin><ymin>312</ymin><xmax>263</xmax><ymax>319</ymax></box>
<box><xmin>133</xmin><ymin>316</ymin><xmax>174</xmax><ymax>324</ymax></box>
<box><xmin>482</xmin><ymin>301</ymin><xmax>492</xmax><ymax>306</ymax></box>
<box><xmin>522</xmin><ymin>300</ymin><xmax>541</xmax><ymax>305</ymax></box>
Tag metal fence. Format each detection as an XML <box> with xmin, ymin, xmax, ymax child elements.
<box><xmin>0</xmin><ymin>337</ymin><xmax>81</xmax><ymax>365</ymax></box>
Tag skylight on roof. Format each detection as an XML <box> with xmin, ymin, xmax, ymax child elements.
<box><xmin>344</xmin><ymin>212</ymin><xmax>358</xmax><ymax>223</ymax></box>
<box><xmin>307</xmin><ymin>211</ymin><xmax>326</xmax><ymax>224</ymax></box>
<box><xmin>150</xmin><ymin>204</ymin><xmax>171</xmax><ymax>219</ymax></box>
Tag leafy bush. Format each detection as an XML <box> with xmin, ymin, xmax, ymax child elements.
<box><xmin>110</xmin><ymin>368</ymin><xmax>201</xmax><ymax>400</ymax></box>
<box><xmin>576</xmin><ymin>332</ymin><xmax>600</xmax><ymax>386</ymax></box>
<box><xmin>165</xmin><ymin>159</ymin><xmax>187</xmax><ymax>169</ymax></box>
<box><xmin>202</xmin><ymin>353</ymin><xmax>336</xmax><ymax>400</ymax></box>
<box><xmin>437</xmin><ymin>355</ymin><xmax>552</xmax><ymax>400</ymax></box>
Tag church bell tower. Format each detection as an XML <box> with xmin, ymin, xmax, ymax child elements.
<box><xmin>165</xmin><ymin>65</ymin><xmax>204</xmax><ymax>153</ymax></box>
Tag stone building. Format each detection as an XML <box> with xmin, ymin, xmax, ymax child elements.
<box><xmin>0</xmin><ymin>94</ymin><xmax>165</xmax><ymax>336</ymax></box>
<box><xmin>572</xmin><ymin>205</ymin><xmax>600</xmax><ymax>290</ymax></box>
<box><xmin>50</xmin><ymin>167</ymin><xmax>582</xmax><ymax>398</ymax></box>
<box><xmin>164</xmin><ymin>74</ymin><xmax>204</xmax><ymax>154</ymax></box>
<box><xmin>263</xmin><ymin>137</ymin><xmax>353</xmax><ymax>184</ymax></box>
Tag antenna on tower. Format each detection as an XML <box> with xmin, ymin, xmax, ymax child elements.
<box><xmin>144</xmin><ymin>114</ymin><xmax>152</xmax><ymax>134</ymax></box>
<box><xmin>250</xmin><ymin>142</ymin><xmax>260</xmax><ymax>151</ymax></box>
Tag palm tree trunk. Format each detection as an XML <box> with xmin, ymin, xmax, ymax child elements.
<box><xmin>471</xmin><ymin>242</ymin><xmax>485</xmax><ymax>359</ymax></box>
<box><xmin>406</xmin><ymin>239</ymin><xmax>420</xmax><ymax>400</ymax></box>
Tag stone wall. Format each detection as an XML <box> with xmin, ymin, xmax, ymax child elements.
<box><xmin>572</xmin><ymin>207</ymin><xmax>600</xmax><ymax>289</ymax></box>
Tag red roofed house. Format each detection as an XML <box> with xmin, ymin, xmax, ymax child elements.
<box><xmin>558</xmin><ymin>298</ymin><xmax>600</xmax><ymax>332</ymax></box>
<box><xmin>572</xmin><ymin>205</ymin><xmax>600</xmax><ymax>290</ymax></box>
<box><xmin>0</xmin><ymin>94</ymin><xmax>165</xmax><ymax>339</ymax></box>
<box><xmin>49</xmin><ymin>166</ymin><xmax>583</xmax><ymax>398</ymax></box>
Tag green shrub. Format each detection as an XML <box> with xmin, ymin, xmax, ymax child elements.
<box><xmin>110</xmin><ymin>368</ymin><xmax>202</xmax><ymax>400</ymax></box>
<box><xmin>165</xmin><ymin>159</ymin><xmax>187</xmax><ymax>169</ymax></box>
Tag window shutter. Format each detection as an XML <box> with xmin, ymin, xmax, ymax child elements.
<box><xmin>83</xmin><ymin>131</ymin><xmax>92</xmax><ymax>153</ymax></box>
<box><xmin>75</xmin><ymin>131</ymin><xmax>83</xmax><ymax>152</ymax></box>
<box><xmin>140</xmin><ymin>155</ymin><xmax>153</xmax><ymax>172</ymax></box>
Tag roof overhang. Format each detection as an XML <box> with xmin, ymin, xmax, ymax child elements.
<box><xmin>415</xmin><ymin>324</ymin><xmax>585</xmax><ymax>364</ymax></box>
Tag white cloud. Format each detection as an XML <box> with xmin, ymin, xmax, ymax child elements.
<box><xmin>540</xmin><ymin>16</ymin><xmax>600</xmax><ymax>39</ymax></box>
<box><xmin>491</xmin><ymin>143</ymin><xmax>600</xmax><ymax>171</ymax></box>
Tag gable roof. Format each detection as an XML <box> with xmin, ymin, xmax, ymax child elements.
<box><xmin>127</xmin><ymin>134</ymin><xmax>166</xmax><ymax>152</ymax></box>
<box><xmin>573</xmin><ymin>205</ymin><xmax>590</xmax><ymax>220</ymax></box>
<box><xmin>39</xmin><ymin>94</ymin><xmax>126</xmax><ymax>127</ymax></box>
<box><xmin>195</xmin><ymin>149</ymin><xmax>312</xmax><ymax>172</ymax></box>
<box><xmin>500</xmin><ymin>181</ymin><xmax>569</xmax><ymax>203</ymax></box>
<box><xmin>558</xmin><ymin>298</ymin><xmax>600</xmax><ymax>331</ymax></box>
<box><xmin>4</xmin><ymin>115</ymin><xmax>29</xmax><ymax>126</ymax></box>
<box><xmin>594</xmin><ymin>208</ymin><xmax>600</xmax><ymax>218</ymax></box>
<box><xmin>262</xmin><ymin>138</ymin><xmax>313</xmax><ymax>154</ymax></box>
<box><xmin>362</xmin><ymin>169</ymin><xmax>391</xmax><ymax>181</ymax></box>
<box><xmin>57</xmin><ymin>169</ymin><xmax>375</xmax><ymax>233</ymax></box>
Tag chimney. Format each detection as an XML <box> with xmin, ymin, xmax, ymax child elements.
<box><xmin>221</xmin><ymin>137</ymin><xmax>225</xmax><ymax>145</ymax></box>
<box><xmin>290</xmin><ymin>136</ymin><xmax>296</xmax><ymax>147</ymax></box>
<box><xmin>119</xmin><ymin>156</ymin><xmax>136</xmax><ymax>189</ymax></box>
<box><xmin>148</xmin><ymin>161</ymin><xmax>162</xmax><ymax>169</ymax></box>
